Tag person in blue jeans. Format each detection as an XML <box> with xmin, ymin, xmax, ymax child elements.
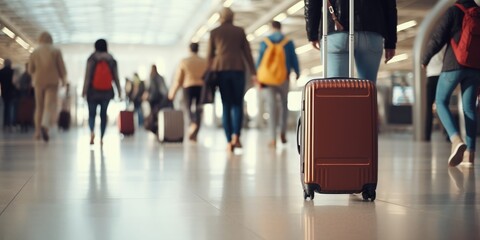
<box><xmin>256</xmin><ymin>21</ymin><xmax>300</xmax><ymax>148</ymax></box>
<box><xmin>304</xmin><ymin>0</ymin><xmax>397</xmax><ymax>82</ymax></box>
<box><xmin>422</xmin><ymin>0</ymin><xmax>480</xmax><ymax>167</ymax></box>
<box><xmin>207</xmin><ymin>8</ymin><xmax>257</xmax><ymax>153</ymax></box>
<box><xmin>83</xmin><ymin>39</ymin><xmax>122</xmax><ymax>146</ymax></box>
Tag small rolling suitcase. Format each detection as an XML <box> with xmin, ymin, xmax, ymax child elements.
<box><xmin>118</xmin><ymin>110</ymin><xmax>134</xmax><ymax>135</ymax></box>
<box><xmin>58</xmin><ymin>110</ymin><xmax>71</xmax><ymax>130</ymax></box>
<box><xmin>58</xmin><ymin>84</ymin><xmax>71</xmax><ymax>131</ymax></box>
<box><xmin>297</xmin><ymin>0</ymin><xmax>377</xmax><ymax>201</ymax></box>
<box><xmin>158</xmin><ymin>109</ymin><xmax>184</xmax><ymax>143</ymax></box>
<box><xmin>16</xmin><ymin>96</ymin><xmax>35</xmax><ymax>128</ymax></box>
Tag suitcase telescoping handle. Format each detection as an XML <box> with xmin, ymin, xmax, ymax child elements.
<box><xmin>322</xmin><ymin>0</ymin><xmax>355</xmax><ymax>78</ymax></box>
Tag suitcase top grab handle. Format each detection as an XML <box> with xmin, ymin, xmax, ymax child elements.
<box><xmin>322</xmin><ymin>0</ymin><xmax>355</xmax><ymax>78</ymax></box>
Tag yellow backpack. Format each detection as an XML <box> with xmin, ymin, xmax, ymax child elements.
<box><xmin>257</xmin><ymin>37</ymin><xmax>290</xmax><ymax>86</ymax></box>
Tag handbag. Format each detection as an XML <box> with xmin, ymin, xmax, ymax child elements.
<box><xmin>202</xmin><ymin>70</ymin><xmax>219</xmax><ymax>86</ymax></box>
<box><xmin>200</xmin><ymin>70</ymin><xmax>219</xmax><ymax>104</ymax></box>
<box><xmin>327</xmin><ymin>0</ymin><xmax>344</xmax><ymax>31</ymax></box>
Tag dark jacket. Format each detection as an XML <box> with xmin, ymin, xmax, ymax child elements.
<box><xmin>208</xmin><ymin>21</ymin><xmax>256</xmax><ymax>74</ymax></box>
<box><xmin>304</xmin><ymin>0</ymin><xmax>397</xmax><ymax>49</ymax></box>
<box><xmin>0</xmin><ymin>66</ymin><xmax>14</xmax><ymax>99</ymax></box>
<box><xmin>18</xmin><ymin>71</ymin><xmax>32</xmax><ymax>91</ymax></box>
<box><xmin>83</xmin><ymin>52</ymin><xmax>121</xmax><ymax>101</ymax></box>
<box><xmin>148</xmin><ymin>73</ymin><xmax>168</xmax><ymax>104</ymax></box>
<box><xmin>422</xmin><ymin>0</ymin><xmax>479</xmax><ymax>72</ymax></box>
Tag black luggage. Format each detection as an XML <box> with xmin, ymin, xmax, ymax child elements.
<box><xmin>58</xmin><ymin>85</ymin><xmax>71</xmax><ymax>131</ymax></box>
<box><xmin>58</xmin><ymin>110</ymin><xmax>71</xmax><ymax>130</ymax></box>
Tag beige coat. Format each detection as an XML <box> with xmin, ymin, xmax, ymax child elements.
<box><xmin>28</xmin><ymin>44</ymin><xmax>67</xmax><ymax>88</ymax></box>
<box><xmin>207</xmin><ymin>22</ymin><xmax>256</xmax><ymax>74</ymax></box>
<box><xmin>169</xmin><ymin>53</ymin><xmax>207</xmax><ymax>98</ymax></box>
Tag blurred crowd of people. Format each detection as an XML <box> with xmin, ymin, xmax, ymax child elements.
<box><xmin>0</xmin><ymin>59</ymin><xmax>34</xmax><ymax>133</ymax></box>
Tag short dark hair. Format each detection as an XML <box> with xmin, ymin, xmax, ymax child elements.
<box><xmin>95</xmin><ymin>39</ymin><xmax>108</xmax><ymax>52</ymax></box>
<box><xmin>271</xmin><ymin>21</ymin><xmax>281</xmax><ymax>30</ymax></box>
<box><xmin>190</xmin><ymin>42</ymin><xmax>199</xmax><ymax>53</ymax></box>
<box><xmin>4</xmin><ymin>59</ymin><xmax>12</xmax><ymax>67</ymax></box>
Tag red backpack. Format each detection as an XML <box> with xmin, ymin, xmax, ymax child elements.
<box><xmin>92</xmin><ymin>60</ymin><xmax>113</xmax><ymax>90</ymax></box>
<box><xmin>450</xmin><ymin>3</ymin><xmax>480</xmax><ymax>69</ymax></box>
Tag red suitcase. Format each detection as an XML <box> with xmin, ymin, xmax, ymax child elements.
<box><xmin>16</xmin><ymin>96</ymin><xmax>35</xmax><ymax>126</ymax></box>
<box><xmin>297</xmin><ymin>0</ymin><xmax>377</xmax><ymax>201</ymax></box>
<box><xmin>118</xmin><ymin>111</ymin><xmax>134</xmax><ymax>135</ymax></box>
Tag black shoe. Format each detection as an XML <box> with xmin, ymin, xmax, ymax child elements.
<box><xmin>41</xmin><ymin>127</ymin><xmax>49</xmax><ymax>142</ymax></box>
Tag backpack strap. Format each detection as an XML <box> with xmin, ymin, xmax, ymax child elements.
<box><xmin>454</xmin><ymin>3</ymin><xmax>467</xmax><ymax>13</ymax></box>
<box><xmin>263</xmin><ymin>37</ymin><xmax>273</xmax><ymax>47</ymax></box>
<box><xmin>263</xmin><ymin>37</ymin><xmax>289</xmax><ymax>47</ymax></box>
<box><xmin>278</xmin><ymin>37</ymin><xmax>290</xmax><ymax>47</ymax></box>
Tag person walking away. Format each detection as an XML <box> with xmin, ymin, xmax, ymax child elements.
<box><xmin>131</xmin><ymin>73</ymin><xmax>145</xmax><ymax>127</ymax></box>
<box><xmin>207</xmin><ymin>7</ymin><xmax>257</xmax><ymax>153</ymax></box>
<box><xmin>422</xmin><ymin>0</ymin><xmax>480</xmax><ymax>167</ymax></box>
<box><xmin>82</xmin><ymin>39</ymin><xmax>122</xmax><ymax>146</ymax></box>
<box><xmin>304</xmin><ymin>0</ymin><xmax>397</xmax><ymax>83</ymax></box>
<box><xmin>143</xmin><ymin>65</ymin><xmax>169</xmax><ymax>134</ymax></box>
<box><xmin>17</xmin><ymin>63</ymin><xmax>33</xmax><ymax>97</ymax></box>
<box><xmin>16</xmin><ymin>63</ymin><xmax>35</xmax><ymax>132</ymax></box>
<box><xmin>425</xmin><ymin>47</ymin><xmax>446</xmax><ymax>141</ymax></box>
<box><xmin>147</xmin><ymin>65</ymin><xmax>169</xmax><ymax>111</ymax></box>
<box><xmin>0</xmin><ymin>59</ymin><xmax>15</xmax><ymax>132</ymax></box>
<box><xmin>125</xmin><ymin>77</ymin><xmax>133</xmax><ymax>106</ymax></box>
<box><xmin>28</xmin><ymin>32</ymin><xmax>68</xmax><ymax>142</ymax></box>
<box><xmin>256</xmin><ymin>21</ymin><xmax>300</xmax><ymax>148</ymax></box>
<box><xmin>168</xmin><ymin>42</ymin><xmax>208</xmax><ymax>142</ymax></box>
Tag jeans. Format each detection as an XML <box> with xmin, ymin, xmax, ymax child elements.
<box><xmin>263</xmin><ymin>79</ymin><xmax>289</xmax><ymax>140</ymax></box>
<box><xmin>88</xmin><ymin>99</ymin><xmax>110</xmax><ymax>138</ymax></box>
<box><xmin>426</xmin><ymin>76</ymin><xmax>440</xmax><ymax>141</ymax></box>
<box><xmin>2</xmin><ymin>97</ymin><xmax>14</xmax><ymax>128</ymax></box>
<box><xmin>323</xmin><ymin>32</ymin><xmax>384</xmax><ymax>83</ymax></box>
<box><xmin>436</xmin><ymin>69</ymin><xmax>480</xmax><ymax>151</ymax></box>
<box><xmin>217</xmin><ymin>71</ymin><xmax>246</xmax><ymax>142</ymax></box>
<box><xmin>133</xmin><ymin>101</ymin><xmax>144</xmax><ymax>126</ymax></box>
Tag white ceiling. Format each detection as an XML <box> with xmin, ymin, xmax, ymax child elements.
<box><xmin>0</xmin><ymin>0</ymin><xmax>439</xmax><ymax>75</ymax></box>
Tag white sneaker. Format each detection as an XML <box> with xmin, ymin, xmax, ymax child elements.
<box><xmin>449</xmin><ymin>142</ymin><xmax>466</xmax><ymax>167</ymax></box>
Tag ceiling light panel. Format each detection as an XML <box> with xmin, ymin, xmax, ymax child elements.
<box><xmin>1</xmin><ymin>0</ymin><xmax>204</xmax><ymax>45</ymax></box>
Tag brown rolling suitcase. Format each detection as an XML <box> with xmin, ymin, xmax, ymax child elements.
<box><xmin>296</xmin><ymin>0</ymin><xmax>377</xmax><ymax>201</ymax></box>
<box><xmin>16</xmin><ymin>96</ymin><xmax>35</xmax><ymax>127</ymax></box>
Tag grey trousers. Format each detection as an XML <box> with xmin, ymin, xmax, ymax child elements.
<box><xmin>262</xmin><ymin>80</ymin><xmax>289</xmax><ymax>140</ymax></box>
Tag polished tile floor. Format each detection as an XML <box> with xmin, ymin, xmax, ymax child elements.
<box><xmin>0</xmin><ymin>126</ymin><xmax>478</xmax><ymax>240</ymax></box>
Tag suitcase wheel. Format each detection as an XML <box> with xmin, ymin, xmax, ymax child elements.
<box><xmin>303</xmin><ymin>189</ymin><xmax>315</xmax><ymax>200</ymax></box>
<box><xmin>362</xmin><ymin>189</ymin><xmax>376</xmax><ymax>201</ymax></box>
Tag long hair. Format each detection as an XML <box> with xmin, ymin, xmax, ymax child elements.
<box><xmin>150</xmin><ymin>65</ymin><xmax>158</xmax><ymax>78</ymax></box>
